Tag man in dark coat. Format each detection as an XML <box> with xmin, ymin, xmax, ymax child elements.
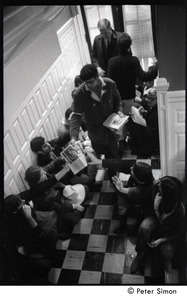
<box><xmin>70</xmin><ymin>64</ymin><xmax>123</xmax><ymax>160</ymax></box>
<box><xmin>91</xmin><ymin>18</ymin><xmax>121</xmax><ymax>76</ymax></box>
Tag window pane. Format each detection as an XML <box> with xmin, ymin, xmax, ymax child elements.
<box><xmin>122</xmin><ymin>5</ymin><xmax>155</xmax><ymax>63</ymax></box>
<box><xmin>84</xmin><ymin>6</ymin><xmax>99</xmax><ymax>28</ymax></box>
<box><xmin>124</xmin><ymin>5</ymin><xmax>138</xmax><ymax>21</ymax></box>
<box><xmin>138</xmin><ymin>5</ymin><xmax>150</xmax><ymax>19</ymax></box>
<box><xmin>89</xmin><ymin>28</ymin><xmax>99</xmax><ymax>46</ymax></box>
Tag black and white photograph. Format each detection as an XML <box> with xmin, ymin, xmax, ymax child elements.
<box><xmin>1</xmin><ymin>2</ymin><xmax>186</xmax><ymax>294</ymax></box>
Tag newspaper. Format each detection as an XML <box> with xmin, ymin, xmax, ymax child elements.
<box><xmin>103</xmin><ymin>113</ymin><xmax>129</xmax><ymax>134</ymax></box>
<box><xmin>131</xmin><ymin>106</ymin><xmax>147</xmax><ymax>127</ymax></box>
<box><xmin>61</xmin><ymin>141</ymin><xmax>87</xmax><ymax>174</ymax></box>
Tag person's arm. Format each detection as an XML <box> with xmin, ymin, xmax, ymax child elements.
<box><xmin>111</xmin><ymin>81</ymin><xmax>123</xmax><ymax>114</ymax></box>
<box><xmin>43</xmin><ymin>157</ymin><xmax>66</xmax><ymax>174</ymax></box>
<box><xmin>19</xmin><ymin>167</ymin><xmax>70</xmax><ymax>201</ymax></box>
<box><xmin>135</xmin><ymin>57</ymin><xmax>158</xmax><ymax>82</ymax></box>
<box><xmin>70</xmin><ymin>93</ymin><xmax>84</xmax><ymax>143</ymax></box>
<box><xmin>91</xmin><ymin>38</ymin><xmax>105</xmax><ymax>76</ymax></box>
<box><xmin>22</xmin><ymin>204</ymin><xmax>38</xmax><ymax>229</ymax></box>
<box><xmin>102</xmin><ymin>159</ymin><xmax>132</xmax><ymax>173</ymax></box>
<box><xmin>112</xmin><ymin>176</ymin><xmax>128</xmax><ymax>194</ymax></box>
<box><xmin>55</xmin><ymin>163</ymin><xmax>70</xmax><ymax>181</ymax></box>
<box><xmin>91</xmin><ymin>38</ymin><xmax>99</xmax><ymax>68</ymax></box>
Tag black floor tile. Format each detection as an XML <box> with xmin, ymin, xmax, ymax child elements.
<box><xmin>58</xmin><ymin>269</ymin><xmax>81</xmax><ymax>285</ymax></box>
<box><xmin>100</xmin><ymin>272</ymin><xmax>123</xmax><ymax>284</ymax></box>
<box><xmin>91</xmin><ymin>219</ymin><xmax>111</xmax><ymax>235</ymax></box>
<box><xmin>68</xmin><ymin>234</ymin><xmax>90</xmax><ymax>251</ymax></box>
<box><xmin>83</xmin><ymin>205</ymin><xmax>97</xmax><ymax>219</ymax></box>
<box><xmin>82</xmin><ymin>252</ymin><xmax>105</xmax><ymax>271</ymax></box>
<box><xmin>106</xmin><ymin>235</ymin><xmax>126</xmax><ymax>254</ymax></box>
<box><xmin>98</xmin><ymin>192</ymin><xmax>117</xmax><ymax>205</ymax></box>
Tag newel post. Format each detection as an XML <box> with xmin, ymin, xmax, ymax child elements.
<box><xmin>154</xmin><ymin>78</ymin><xmax>170</xmax><ymax>177</ymax></box>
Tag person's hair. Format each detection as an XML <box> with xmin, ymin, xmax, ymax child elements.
<box><xmin>4</xmin><ymin>194</ymin><xmax>22</xmax><ymax>213</ymax></box>
<box><xmin>80</xmin><ymin>64</ymin><xmax>98</xmax><ymax>81</ymax></box>
<box><xmin>133</xmin><ymin>162</ymin><xmax>154</xmax><ymax>185</ymax></box>
<box><xmin>25</xmin><ymin>166</ymin><xmax>41</xmax><ymax>186</ymax></box>
<box><xmin>30</xmin><ymin>136</ymin><xmax>45</xmax><ymax>153</ymax></box>
<box><xmin>97</xmin><ymin>18</ymin><xmax>111</xmax><ymax>29</ymax></box>
<box><xmin>117</xmin><ymin>33</ymin><xmax>132</xmax><ymax>54</ymax></box>
<box><xmin>159</xmin><ymin>176</ymin><xmax>183</xmax><ymax>212</ymax></box>
<box><xmin>74</xmin><ymin>75</ymin><xmax>83</xmax><ymax>88</ymax></box>
<box><xmin>147</xmin><ymin>87</ymin><xmax>157</xmax><ymax>100</ymax></box>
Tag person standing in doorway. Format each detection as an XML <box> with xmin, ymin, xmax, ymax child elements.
<box><xmin>91</xmin><ymin>19</ymin><xmax>121</xmax><ymax>77</ymax></box>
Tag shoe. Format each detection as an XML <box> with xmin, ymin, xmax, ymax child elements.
<box><xmin>130</xmin><ymin>256</ymin><xmax>144</xmax><ymax>275</ymax></box>
<box><xmin>58</xmin><ymin>232</ymin><xmax>71</xmax><ymax>240</ymax></box>
<box><xmin>113</xmin><ymin>226</ymin><xmax>126</xmax><ymax>234</ymax></box>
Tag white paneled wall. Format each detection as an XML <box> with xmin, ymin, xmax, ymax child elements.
<box><xmin>155</xmin><ymin>78</ymin><xmax>185</xmax><ymax>182</ymax></box>
<box><xmin>4</xmin><ymin>17</ymin><xmax>88</xmax><ymax>196</ymax></box>
<box><xmin>167</xmin><ymin>91</ymin><xmax>185</xmax><ymax>181</ymax></box>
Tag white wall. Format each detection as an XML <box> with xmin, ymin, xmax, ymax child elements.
<box><xmin>4</xmin><ymin>22</ymin><xmax>61</xmax><ymax>132</ymax></box>
<box><xmin>4</xmin><ymin>15</ymin><xmax>90</xmax><ymax>197</ymax></box>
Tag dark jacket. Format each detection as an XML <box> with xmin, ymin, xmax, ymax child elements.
<box><xmin>3</xmin><ymin>204</ymin><xmax>58</xmax><ymax>251</ymax></box>
<box><xmin>91</xmin><ymin>29</ymin><xmax>121</xmax><ymax>73</ymax></box>
<box><xmin>18</xmin><ymin>175</ymin><xmax>73</xmax><ymax>212</ymax></box>
<box><xmin>70</xmin><ymin>77</ymin><xmax>122</xmax><ymax>145</ymax></box>
<box><xmin>127</xmin><ymin>104</ymin><xmax>159</xmax><ymax>156</ymax></box>
<box><xmin>108</xmin><ymin>54</ymin><xmax>158</xmax><ymax>99</ymax></box>
<box><xmin>144</xmin><ymin>106</ymin><xmax>159</xmax><ymax>147</ymax></box>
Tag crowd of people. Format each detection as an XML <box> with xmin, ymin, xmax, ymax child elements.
<box><xmin>2</xmin><ymin>18</ymin><xmax>185</xmax><ymax>284</ymax></box>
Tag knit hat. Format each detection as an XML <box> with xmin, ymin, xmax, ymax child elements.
<box><xmin>25</xmin><ymin>166</ymin><xmax>41</xmax><ymax>186</ymax></box>
<box><xmin>132</xmin><ymin>162</ymin><xmax>154</xmax><ymax>185</ymax></box>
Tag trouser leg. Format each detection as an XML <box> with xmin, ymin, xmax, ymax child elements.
<box><xmin>135</xmin><ymin>216</ymin><xmax>158</xmax><ymax>264</ymax></box>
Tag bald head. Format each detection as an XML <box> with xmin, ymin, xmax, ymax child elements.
<box><xmin>97</xmin><ymin>18</ymin><xmax>112</xmax><ymax>38</ymax></box>
<box><xmin>97</xmin><ymin>18</ymin><xmax>111</xmax><ymax>29</ymax></box>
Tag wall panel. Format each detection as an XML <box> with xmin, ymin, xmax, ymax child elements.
<box><xmin>4</xmin><ymin>17</ymin><xmax>88</xmax><ymax>196</ymax></box>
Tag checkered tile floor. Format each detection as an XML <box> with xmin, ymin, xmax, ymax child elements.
<box><xmin>48</xmin><ymin>152</ymin><xmax>162</xmax><ymax>285</ymax></box>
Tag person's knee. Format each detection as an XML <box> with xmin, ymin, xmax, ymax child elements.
<box><xmin>159</xmin><ymin>243</ymin><xmax>175</xmax><ymax>262</ymax></box>
<box><xmin>64</xmin><ymin>211</ymin><xmax>81</xmax><ymax>226</ymax></box>
<box><xmin>139</xmin><ymin>217</ymin><xmax>157</xmax><ymax>232</ymax></box>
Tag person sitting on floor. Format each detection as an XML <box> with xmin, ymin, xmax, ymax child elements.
<box><xmin>18</xmin><ymin>166</ymin><xmax>85</xmax><ymax>239</ymax></box>
<box><xmin>111</xmin><ymin>161</ymin><xmax>155</xmax><ymax>235</ymax></box>
<box><xmin>130</xmin><ymin>176</ymin><xmax>185</xmax><ymax>275</ymax></box>
<box><xmin>3</xmin><ymin>194</ymin><xmax>58</xmax><ymax>257</ymax></box>
<box><xmin>127</xmin><ymin>87</ymin><xmax>159</xmax><ymax>158</ymax></box>
<box><xmin>30</xmin><ymin>136</ymin><xmax>65</xmax><ymax>168</ymax></box>
<box><xmin>30</xmin><ymin>135</ymin><xmax>98</xmax><ymax>190</ymax></box>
